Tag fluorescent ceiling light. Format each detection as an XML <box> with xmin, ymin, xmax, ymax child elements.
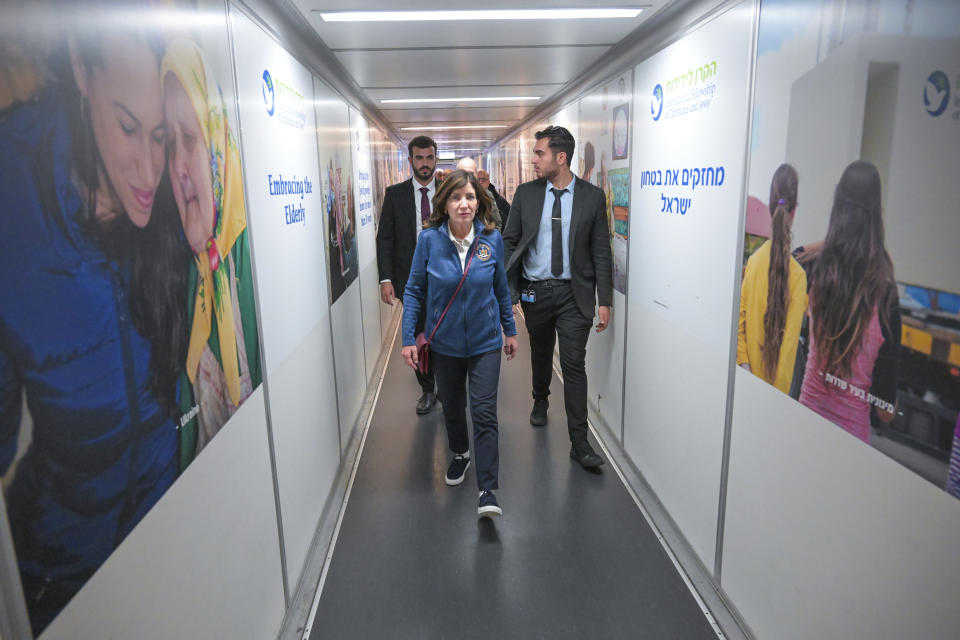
<box><xmin>434</xmin><ymin>139</ymin><xmax>490</xmax><ymax>143</ymax></box>
<box><xmin>401</xmin><ymin>125</ymin><xmax>508</xmax><ymax>131</ymax></box>
<box><xmin>319</xmin><ymin>9</ymin><xmax>643</xmax><ymax>22</ymax></box>
<box><xmin>381</xmin><ymin>96</ymin><xmax>540</xmax><ymax>104</ymax></box>
<box><xmin>438</xmin><ymin>152</ymin><xmax>456</xmax><ymax>159</ymax></box>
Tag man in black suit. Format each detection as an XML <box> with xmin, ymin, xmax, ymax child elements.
<box><xmin>376</xmin><ymin>135</ymin><xmax>439</xmax><ymax>414</ymax></box>
<box><xmin>503</xmin><ymin>126</ymin><xmax>613</xmax><ymax>468</ymax></box>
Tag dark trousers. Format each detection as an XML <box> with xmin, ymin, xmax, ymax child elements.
<box><xmin>414</xmin><ymin>305</ymin><xmax>435</xmax><ymax>393</ymax></box>
<box><xmin>432</xmin><ymin>349</ymin><xmax>501</xmax><ymax>491</ymax></box>
<box><xmin>521</xmin><ymin>280</ymin><xmax>593</xmax><ymax>446</ymax></box>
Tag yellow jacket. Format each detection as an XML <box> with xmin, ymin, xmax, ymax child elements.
<box><xmin>737</xmin><ymin>241</ymin><xmax>808</xmax><ymax>393</ymax></box>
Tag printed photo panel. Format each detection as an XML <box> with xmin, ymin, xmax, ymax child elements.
<box><xmin>0</xmin><ymin>0</ymin><xmax>262</xmax><ymax>633</ymax></box>
<box><xmin>741</xmin><ymin>0</ymin><xmax>960</xmax><ymax>499</ymax></box>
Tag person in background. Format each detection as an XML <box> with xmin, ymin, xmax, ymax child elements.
<box><xmin>799</xmin><ymin>160</ymin><xmax>900</xmax><ymax>443</ymax></box>
<box><xmin>401</xmin><ymin>169</ymin><xmax>518</xmax><ymax>517</ymax></box>
<box><xmin>581</xmin><ymin>141</ymin><xmax>595</xmax><ymax>183</ymax></box>
<box><xmin>376</xmin><ymin>135</ymin><xmax>440</xmax><ymax>414</ymax></box>
<box><xmin>162</xmin><ymin>38</ymin><xmax>261</xmax><ymax>466</ymax></box>
<box><xmin>456</xmin><ymin>156</ymin><xmax>502</xmax><ymax>229</ymax></box>
<box><xmin>737</xmin><ymin>163</ymin><xmax>808</xmax><ymax>394</ymax></box>
<box><xmin>503</xmin><ymin>125</ymin><xmax>613</xmax><ymax>469</ymax></box>
<box><xmin>478</xmin><ymin>168</ymin><xmax>511</xmax><ymax>229</ymax></box>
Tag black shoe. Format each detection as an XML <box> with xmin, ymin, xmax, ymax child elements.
<box><xmin>416</xmin><ymin>391</ymin><xmax>437</xmax><ymax>415</ymax></box>
<box><xmin>529</xmin><ymin>399</ymin><xmax>548</xmax><ymax>426</ymax></box>
<box><xmin>478</xmin><ymin>490</ymin><xmax>502</xmax><ymax>517</ymax></box>
<box><xmin>445</xmin><ymin>454</ymin><xmax>470</xmax><ymax>486</ymax></box>
<box><xmin>570</xmin><ymin>443</ymin><xmax>604</xmax><ymax>469</ymax></box>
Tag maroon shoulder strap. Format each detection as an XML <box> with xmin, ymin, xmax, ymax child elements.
<box><xmin>427</xmin><ymin>239</ymin><xmax>479</xmax><ymax>343</ymax></box>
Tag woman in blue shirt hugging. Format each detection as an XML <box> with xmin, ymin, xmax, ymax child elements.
<box><xmin>402</xmin><ymin>169</ymin><xmax>518</xmax><ymax>518</ymax></box>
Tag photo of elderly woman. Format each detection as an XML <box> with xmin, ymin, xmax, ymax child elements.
<box><xmin>0</xmin><ymin>14</ymin><xmax>181</xmax><ymax>635</ymax></box>
<box><xmin>161</xmin><ymin>38</ymin><xmax>262</xmax><ymax>467</ymax></box>
<box><xmin>0</xmin><ymin>2</ymin><xmax>263</xmax><ymax>632</ymax></box>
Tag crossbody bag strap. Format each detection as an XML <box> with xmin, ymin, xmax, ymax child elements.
<box><xmin>427</xmin><ymin>239</ymin><xmax>479</xmax><ymax>343</ymax></box>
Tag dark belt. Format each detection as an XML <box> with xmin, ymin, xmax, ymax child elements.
<box><xmin>524</xmin><ymin>278</ymin><xmax>571</xmax><ymax>288</ymax></box>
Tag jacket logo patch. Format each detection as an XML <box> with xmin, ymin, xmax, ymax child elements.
<box><xmin>476</xmin><ymin>245</ymin><xmax>492</xmax><ymax>261</ymax></box>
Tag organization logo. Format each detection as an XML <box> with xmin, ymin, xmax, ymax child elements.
<box><xmin>923</xmin><ymin>70</ymin><xmax>950</xmax><ymax>117</ymax></box>
<box><xmin>651</xmin><ymin>84</ymin><xmax>664</xmax><ymax>122</ymax></box>
<box><xmin>261</xmin><ymin>69</ymin><xmax>275</xmax><ymax>116</ymax></box>
<box><xmin>476</xmin><ymin>244</ymin><xmax>492</xmax><ymax>261</ymax></box>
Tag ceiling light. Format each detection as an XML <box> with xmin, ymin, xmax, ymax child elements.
<box><xmin>433</xmin><ymin>139</ymin><xmax>490</xmax><ymax>143</ymax></box>
<box><xmin>401</xmin><ymin>125</ymin><xmax>508</xmax><ymax>131</ymax></box>
<box><xmin>381</xmin><ymin>96</ymin><xmax>540</xmax><ymax>104</ymax></box>
<box><xmin>438</xmin><ymin>152</ymin><xmax>456</xmax><ymax>160</ymax></box>
<box><xmin>319</xmin><ymin>9</ymin><xmax>643</xmax><ymax>22</ymax></box>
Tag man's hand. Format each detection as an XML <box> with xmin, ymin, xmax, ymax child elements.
<box><xmin>401</xmin><ymin>345</ymin><xmax>418</xmax><ymax>370</ymax></box>
<box><xmin>596</xmin><ymin>306</ymin><xmax>611</xmax><ymax>332</ymax></box>
<box><xmin>503</xmin><ymin>335</ymin><xmax>519</xmax><ymax>360</ymax></box>
<box><xmin>380</xmin><ymin>282</ymin><xmax>396</xmax><ymax>305</ymax></box>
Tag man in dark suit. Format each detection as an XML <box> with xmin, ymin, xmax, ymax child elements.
<box><xmin>376</xmin><ymin>135</ymin><xmax>439</xmax><ymax>414</ymax></box>
<box><xmin>503</xmin><ymin>126</ymin><xmax>613</xmax><ymax>469</ymax></box>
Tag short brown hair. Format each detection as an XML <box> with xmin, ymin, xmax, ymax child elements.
<box><xmin>407</xmin><ymin>135</ymin><xmax>437</xmax><ymax>157</ymax></box>
<box><xmin>427</xmin><ymin>169</ymin><xmax>496</xmax><ymax>233</ymax></box>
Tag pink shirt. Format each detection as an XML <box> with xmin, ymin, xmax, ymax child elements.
<box><xmin>799</xmin><ymin>308</ymin><xmax>886</xmax><ymax>442</ymax></box>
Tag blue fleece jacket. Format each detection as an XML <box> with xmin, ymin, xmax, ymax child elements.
<box><xmin>402</xmin><ymin>219</ymin><xmax>516</xmax><ymax>358</ymax></box>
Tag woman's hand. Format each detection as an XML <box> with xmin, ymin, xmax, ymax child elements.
<box><xmin>401</xmin><ymin>345</ymin><xmax>419</xmax><ymax>370</ymax></box>
<box><xmin>503</xmin><ymin>335</ymin><xmax>519</xmax><ymax>361</ymax></box>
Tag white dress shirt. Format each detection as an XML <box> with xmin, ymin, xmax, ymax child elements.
<box><xmin>447</xmin><ymin>223</ymin><xmax>476</xmax><ymax>271</ymax></box>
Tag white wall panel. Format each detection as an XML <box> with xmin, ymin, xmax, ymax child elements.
<box><xmin>624</xmin><ymin>3</ymin><xmax>754</xmax><ymax>570</ymax></box>
<box><xmin>41</xmin><ymin>389</ymin><xmax>285</xmax><ymax>640</ymax></box>
<box><xmin>230</xmin><ymin>10</ymin><xmax>341</xmax><ymax>595</ymax></box>
<box><xmin>586</xmin><ymin>296</ymin><xmax>626</xmax><ymax>439</ymax></box>
<box><xmin>331</xmin><ymin>285</ymin><xmax>368</xmax><ymax>445</ymax></box>
<box><xmin>623</xmin><ymin>308</ymin><xmax>727</xmax><ymax>567</ymax></box>
<box><xmin>350</xmin><ymin>109</ymin><xmax>384</xmax><ymax>382</ymax></box>
<box><xmin>264</xmin><ymin>323</ymin><xmax>341</xmax><ymax>592</ymax></box>
<box><xmin>723</xmin><ymin>369</ymin><xmax>960</xmax><ymax>639</ymax></box>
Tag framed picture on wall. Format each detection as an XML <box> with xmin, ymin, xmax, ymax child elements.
<box><xmin>612</xmin><ymin>103</ymin><xmax>630</xmax><ymax>159</ymax></box>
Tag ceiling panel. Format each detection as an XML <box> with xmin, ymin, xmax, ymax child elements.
<box><xmin>366</xmin><ymin>84</ymin><xmax>562</xmax><ymax>100</ymax></box>
<box><xmin>334</xmin><ymin>46</ymin><xmax>610</xmax><ymax>88</ymax></box>
<box><xmin>293</xmin><ymin>0</ymin><xmax>649</xmax><ymax>14</ymax></box>
<box><xmin>287</xmin><ymin>0</ymin><xmax>669</xmax><ymax>146</ymax></box>
<box><xmin>305</xmin><ymin>18</ymin><xmax>638</xmax><ymax>51</ymax></box>
<box><xmin>381</xmin><ymin>104</ymin><xmax>537</xmax><ymax>123</ymax></box>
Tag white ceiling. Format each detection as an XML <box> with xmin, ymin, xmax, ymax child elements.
<box><xmin>288</xmin><ymin>0</ymin><xmax>665</xmax><ymax>155</ymax></box>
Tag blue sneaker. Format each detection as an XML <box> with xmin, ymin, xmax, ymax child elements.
<box><xmin>445</xmin><ymin>454</ymin><xmax>470</xmax><ymax>486</ymax></box>
<box><xmin>478</xmin><ymin>490</ymin><xmax>502</xmax><ymax>518</ymax></box>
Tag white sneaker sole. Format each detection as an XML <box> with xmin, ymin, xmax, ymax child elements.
<box><xmin>444</xmin><ymin>460</ymin><xmax>470</xmax><ymax>486</ymax></box>
<box><xmin>478</xmin><ymin>505</ymin><xmax>502</xmax><ymax>517</ymax></box>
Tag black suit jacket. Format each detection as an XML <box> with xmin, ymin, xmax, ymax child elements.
<box><xmin>502</xmin><ymin>177</ymin><xmax>613</xmax><ymax>319</ymax></box>
<box><xmin>376</xmin><ymin>177</ymin><xmax>433</xmax><ymax>299</ymax></box>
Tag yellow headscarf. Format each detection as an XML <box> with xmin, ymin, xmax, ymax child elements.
<box><xmin>161</xmin><ymin>39</ymin><xmax>248</xmax><ymax>407</ymax></box>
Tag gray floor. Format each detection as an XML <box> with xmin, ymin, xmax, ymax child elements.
<box><xmin>309</xmin><ymin>321</ymin><xmax>720</xmax><ymax>639</ymax></box>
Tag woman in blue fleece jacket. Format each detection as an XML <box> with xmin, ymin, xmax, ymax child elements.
<box><xmin>402</xmin><ymin>169</ymin><xmax>518</xmax><ymax>518</ymax></box>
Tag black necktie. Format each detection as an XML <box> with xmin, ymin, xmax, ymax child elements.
<box><xmin>550</xmin><ymin>188</ymin><xmax>567</xmax><ymax>277</ymax></box>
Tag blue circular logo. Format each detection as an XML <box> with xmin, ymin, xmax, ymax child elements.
<box><xmin>924</xmin><ymin>70</ymin><xmax>950</xmax><ymax>117</ymax></box>
<box><xmin>651</xmin><ymin>84</ymin><xmax>664</xmax><ymax>121</ymax></box>
<box><xmin>261</xmin><ymin>70</ymin><xmax>275</xmax><ymax>116</ymax></box>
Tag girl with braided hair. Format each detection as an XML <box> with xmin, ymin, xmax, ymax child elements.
<box><xmin>737</xmin><ymin>163</ymin><xmax>808</xmax><ymax>393</ymax></box>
